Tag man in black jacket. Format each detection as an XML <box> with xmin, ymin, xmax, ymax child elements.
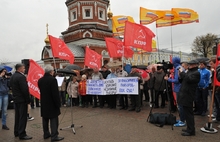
<box><xmin>10</xmin><ymin>63</ymin><xmax>32</xmax><ymax>140</ymax></box>
<box><xmin>178</xmin><ymin>60</ymin><xmax>200</xmax><ymax>136</ymax></box>
<box><xmin>128</xmin><ymin>65</ymin><xmax>142</xmax><ymax>112</ymax></box>
<box><xmin>38</xmin><ymin>65</ymin><xmax>64</xmax><ymax>141</ymax></box>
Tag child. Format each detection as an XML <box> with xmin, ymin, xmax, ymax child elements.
<box><xmin>78</xmin><ymin>74</ymin><xmax>88</xmax><ymax>108</ymax></box>
<box><xmin>67</xmin><ymin>76</ymin><xmax>79</xmax><ymax>106</ymax></box>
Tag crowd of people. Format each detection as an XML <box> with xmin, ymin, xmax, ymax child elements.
<box><xmin>1</xmin><ymin>56</ymin><xmax>220</xmax><ymax>140</ymax></box>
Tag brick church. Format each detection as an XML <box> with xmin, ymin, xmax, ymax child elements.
<box><xmin>41</xmin><ymin>0</ymin><xmax>113</xmax><ymax>68</ymax></box>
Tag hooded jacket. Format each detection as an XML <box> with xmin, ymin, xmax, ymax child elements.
<box><xmin>167</xmin><ymin>57</ymin><xmax>181</xmax><ymax>93</ymax></box>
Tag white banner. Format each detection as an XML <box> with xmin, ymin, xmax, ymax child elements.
<box><xmin>86</xmin><ymin>77</ymin><xmax>138</xmax><ymax>95</ymax></box>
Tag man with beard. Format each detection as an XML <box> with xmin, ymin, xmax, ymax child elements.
<box><xmin>178</xmin><ymin>60</ymin><xmax>200</xmax><ymax>136</ymax></box>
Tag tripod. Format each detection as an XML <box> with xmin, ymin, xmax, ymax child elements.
<box><xmin>147</xmin><ymin>74</ymin><xmax>177</xmax><ymax>130</ymax></box>
<box><xmin>60</xmin><ymin>97</ymin><xmax>83</xmax><ymax>134</ymax></box>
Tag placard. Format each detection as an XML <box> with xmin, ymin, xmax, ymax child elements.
<box><xmin>86</xmin><ymin>77</ymin><xmax>138</xmax><ymax>95</ymax></box>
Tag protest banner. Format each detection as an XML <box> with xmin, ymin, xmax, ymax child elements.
<box><xmin>86</xmin><ymin>77</ymin><xmax>138</xmax><ymax>95</ymax></box>
<box><xmin>86</xmin><ymin>80</ymin><xmax>104</xmax><ymax>95</ymax></box>
<box><xmin>117</xmin><ymin>77</ymin><xmax>139</xmax><ymax>95</ymax></box>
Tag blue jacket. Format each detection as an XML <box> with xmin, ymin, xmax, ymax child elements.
<box><xmin>168</xmin><ymin>57</ymin><xmax>181</xmax><ymax>93</ymax></box>
<box><xmin>198</xmin><ymin>68</ymin><xmax>210</xmax><ymax>88</ymax></box>
<box><xmin>0</xmin><ymin>77</ymin><xmax>9</xmax><ymax>95</ymax></box>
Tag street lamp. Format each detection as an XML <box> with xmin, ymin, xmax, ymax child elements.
<box><xmin>213</xmin><ymin>37</ymin><xmax>220</xmax><ymax>55</ymax></box>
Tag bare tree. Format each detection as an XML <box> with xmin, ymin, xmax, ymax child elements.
<box><xmin>192</xmin><ymin>33</ymin><xmax>217</xmax><ymax>57</ymax></box>
<box><xmin>0</xmin><ymin>58</ymin><xmax>9</xmax><ymax>65</ymax></box>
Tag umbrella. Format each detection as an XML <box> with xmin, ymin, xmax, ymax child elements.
<box><xmin>137</xmin><ymin>65</ymin><xmax>148</xmax><ymax>70</ymax></box>
<box><xmin>196</xmin><ymin>57</ymin><xmax>210</xmax><ymax>62</ymax></box>
<box><xmin>0</xmin><ymin>65</ymin><xmax>12</xmax><ymax>72</ymax></box>
<box><xmin>107</xmin><ymin>60</ymin><xmax>122</xmax><ymax>68</ymax></box>
<box><xmin>64</xmin><ymin>64</ymin><xmax>82</xmax><ymax>71</ymax></box>
<box><xmin>56</xmin><ymin>69</ymin><xmax>77</xmax><ymax>76</ymax></box>
<box><xmin>136</xmin><ymin>68</ymin><xmax>148</xmax><ymax>78</ymax></box>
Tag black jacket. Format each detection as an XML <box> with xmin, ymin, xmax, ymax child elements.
<box><xmin>178</xmin><ymin>67</ymin><xmax>200</xmax><ymax>107</ymax></box>
<box><xmin>38</xmin><ymin>73</ymin><xmax>61</xmax><ymax>118</ymax></box>
<box><xmin>10</xmin><ymin>71</ymin><xmax>30</xmax><ymax>104</ymax></box>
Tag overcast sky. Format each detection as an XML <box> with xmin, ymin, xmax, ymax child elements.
<box><xmin>1</xmin><ymin>0</ymin><xmax>220</xmax><ymax>62</ymax></box>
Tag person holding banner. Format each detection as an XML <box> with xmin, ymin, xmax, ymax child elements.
<box><xmin>38</xmin><ymin>65</ymin><xmax>64</xmax><ymax>141</ymax></box>
<box><xmin>107</xmin><ymin>68</ymin><xmax>117</xmax><ymax>109</ymax></box>
<box><xmin>91</xmin><ymin>67</ymin><xmax>103</xmax><ymax>108</ymax></box>
<box><xmin>127</xmin><ymin>66</ymin><xmax>142</xmax><ymax>112</ymax></box>
<box><xmin>117</xmin><ymin>65</ymin><xmax>128</xmax><ymax>110</ymax></box>
<box><xmin>10</xmin><ymin>63</ymin><xmax>32</xmax><ymax>140</ymax></box>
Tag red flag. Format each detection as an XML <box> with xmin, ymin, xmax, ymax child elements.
<box><xmin>214</xmin><ymin>44</ymin><xmax>220</xmax><ymax>86</ymax></box>
<box><xmin>84</xmin><ymin>47</ymin><xmax>102</xmax><ymax>68</ymax></box>
<box><xmin>124</xmin><ymin>21</ymin><xmax>155</xmax><ymax>52</ymax></box>
<box><xmin>105</xmin><ymin>37</ymin><xmax>134</xmax><ymax>58</ymax></box>
<box><xmin>27</xmin><ymin>59</ymin><xmax>45</xmax><ymax>99</ymax></box>
<box><xmin>124</xmin><ymin>46</ymin><xmax>134</xmax><ymax>58</ymax></box>
<box><xmin>49</xmin><ymin>35</ymin><xmax>74</xmax><ymax>64</ymax></box>
<box><xmin>136</xmin><ymin>69</ymin><xmax>148</xmax><ymax>78</ymax></box>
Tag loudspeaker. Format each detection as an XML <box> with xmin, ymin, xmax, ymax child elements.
<box><xmin>21</xmin><ymin>59</ymin><xmax>30</xmax><ymax>75</ymax></box>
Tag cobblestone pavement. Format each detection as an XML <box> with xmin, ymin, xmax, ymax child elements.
<box><xmin>0</xmin><ymin>101</ymin><xmax>220</xmax><ymax>142</ymax></box>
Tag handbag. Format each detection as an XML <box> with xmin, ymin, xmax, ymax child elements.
<box><xmin>148</xmin><ymin>113</ymin><xmax>176</xmax><ymax>127</ymax></box>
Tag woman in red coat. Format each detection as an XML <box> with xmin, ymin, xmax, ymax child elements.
<box><xmin>78</xmin><ymin>75</ymin><xmax>87</xmax><ymax>108</ymax></box>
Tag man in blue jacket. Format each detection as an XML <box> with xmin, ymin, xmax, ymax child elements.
<box><xmin>164</xmin><ymin>57</ymin><xmax>185</xmax><ymax>127</ymax></box>
<box><xmin>194</xmin><ymin>60</ymin><xmax>210</xmax><ymax>116</ymax></box>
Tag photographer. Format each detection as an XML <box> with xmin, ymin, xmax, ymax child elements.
<box><xmin>153</xmin><ymin>65</ymin><xmax>166</xmax><ymax>108</ymax></box>
<box><xmin>178</xmin><ymin>60</ymin><xmax>200</xmax><ymax>136</ymax></box>
<box><xmin>164</xmin><ymin>57</ymin><xmax>185</xmax><ymax>127</ymax></box>
<box><xmin>0</xmin><ymin>66</ymin><xmax>10</xmax><ymax>130</ymax></box>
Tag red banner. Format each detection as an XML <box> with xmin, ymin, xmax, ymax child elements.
<box><xmin>49</xmin><ymin>35</ymin><xmax>74</xmax><ymax>64</ymax></box>
<box><xmin>27</xmin><ymin>59</ymin><xmax>44</xmax><ymax>99</ymax></box>
<box><xmin>105</xmin><ymin>37</ymin><xmax>134</xmax><ymax>58</ymax></box>
<box><xmin>84</xmin><ymin>47</ymin><xmax>102</xmax><ymax>69</ymax></box>
<box><xmin>124</xmin><ymin>21</ymin><xmax>155</xmax><ymax>52</ymax></box>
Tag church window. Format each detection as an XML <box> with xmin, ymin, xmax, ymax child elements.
<box><xmin>70</xmin><ymin>8</ymin><xmax>77</xmax><ymax>22</ymax></box>
<box><xmin>82</xmin><ymin>6</ymin><xmax>93</xmax><ymax>19</ymax></box>
<box><xmin>98</xmin><ymin>7</ymin><xmax>105</xmax><ymax>21</ymax></box>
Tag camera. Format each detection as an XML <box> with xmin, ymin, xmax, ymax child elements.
<box><xmin>157</xmin><ymin>60</ymin><xmax>173</xmax><ymax>73</ymax></box>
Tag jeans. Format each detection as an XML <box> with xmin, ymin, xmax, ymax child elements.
<box><xmin>0</xmin><ymin>94</ymin><xmax>9</xmax><ymax>125</ymax></box>
<box><xmin>176</xmin><ymin>92</ymin><xmax>185</xmax><ymax>122</ymax></box>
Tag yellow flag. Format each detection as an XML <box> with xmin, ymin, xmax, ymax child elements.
<box><xmin>172</xmin><ymin>8</ymin><xmax>199</xmax><ymax>24</ymax></box>
<box><xmin>156</xmin><ymin>10</ymin><xmax>182</xmax><ymax>28</ymax></box>
<box><xmin>140</xmin><ymin>7</ymin><xmax>165</xmax><ymax>25</ymax></box>
<box><xmin>112</xmin><ymin>15</ymin><xmax>135</xmax><ymax>35</ymax></box>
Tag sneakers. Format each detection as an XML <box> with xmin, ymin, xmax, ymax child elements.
<box><xmin>174</xmin><ymin>121</ymin><xmax>186</xmax><ymax>127</ymax></box>
<box><xmin>28</xmin><ymin>116</ymin><xmax>34</xmax><ymax>121</ymax></box>
<box><xmin>2</xmin><ymin>125</ymin><xmax>9</xmax><ymax>130</ymax></box>
<box><xmin>207</xmin><ymin>114</ymin><xmax>215</xmax><ymax>118</ymax></box>
<box><xmin>212</xmin><ymin>118</ymin><xmax>219</xmax><ymax>123</ymax></box>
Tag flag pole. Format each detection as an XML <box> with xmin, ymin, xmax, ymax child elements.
<box><xmin>170</xmin><ymin>26</ymin><xmax>174</xmax><ymax>57</ymax></box>
<box><xmin>156</xmin><ymin>28</ymin><xmax>160</xmax><ymax>62</ymax></box>
<box><xmin>52</xmin><ymin>57</ymin><xmax>58</xmax><ymax>73</ymax></box>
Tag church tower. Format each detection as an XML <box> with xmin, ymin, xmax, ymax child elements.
<box><xmin>62</xmin><ymin>0</ymin><xmax>113</xmax><ymax>67</ymax></box>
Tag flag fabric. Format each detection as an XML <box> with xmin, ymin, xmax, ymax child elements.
<box><xmin>172</xmin><ymin>8</ymin><xmax>199</xmax><ymax>24</ymax></box>
<box><xmin>112</xmin><ymin>15</ymin><xmax>135</xmax><ymax>35</ymax></box>
<box><xmin>124</xmin><ymin>21</ymin><xmax>155</xmax><ymax>52</ymax></box>
<box><xmin>27</xmin><ymin>59</ymin><xmax>45</xmax><ymax>99</ymax></box>
<box><xmin>214</xmin><ymin>44</ymin><xmax>220</xmax><ymax>86</ymax></box>
<box><xmin>137</xmin><ymin>39</ymin><xmax>157</xmax><ymax>53</ymax></box>
<box><xmin>84</xmin><ymin>47</ymin><xmax>102</xmax><ymax>69</ymax></box>
<box><xmin>49</xmin><ymin>35</ymin><xmax>74</xmax><ymax>64</ymax></box>
<box><xmin>140</xmin><ymin>7</ymin><xmax>165</xmax><ymax>25</ymax></box>
<box><xmin>156</xmin><ymin>10</ymin><xmax>182</xmax><ymax>28</ymax></box>
<box><xmin>105</xmin><ymin>37</ymin><xmax>134</xmax><ymax>58</ymax></box>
